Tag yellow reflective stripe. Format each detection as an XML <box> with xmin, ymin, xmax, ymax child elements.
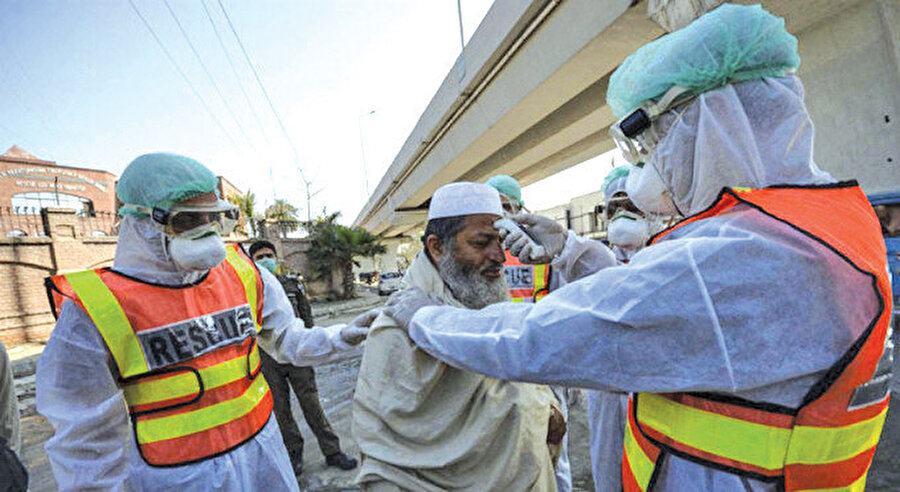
<box><xmin>64</xmin><ymin>270</ymin><xmax>150</xmax><ymax>377</ymax></box>
<box><xmin>124</xmin><ymin>348</ymin><xmax>261</xmax><ymax>406</ymax></box>
<box><xmin>225</xmin><ymin>247</ymin><xmax>260</xmax><ymax>331</ymax></box>
<box><xmin>136</xmin><ymin>372</ymin><xmax>269</xmax><ymax>444</ymax></box>
<box><xmin>786</xmin><ymin>407</ymin><xmax>888</xmax><ymax>465</ymax></box>
<box><xmin>533</xmin><ymin>264</ymin><xmax>548</xmax><ymax>290</ymax></box>
<box><xmin>510</xmin><ymin>297</ymin><xmax>525</xmax><ymax>303</ymax></box>
<box><xmin>624</xmin><ymin>421</ymin><xmax>655</xmax><ymax>489</ymax></box>
<box><xmin>638</xmin><ymin>393</ymin><xmax>790</xmax><ymax>471</ymax></box>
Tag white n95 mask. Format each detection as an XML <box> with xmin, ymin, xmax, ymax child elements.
<box><xmin>624</xmin><ymin>163</ymin><xmax>679</xmax><ymax>216</ymax></box>
<box><xmin>607</xmin><ymin>212</ymin><xmax>651</xmax><ymax>248</ymax></box>
<box><xmin>169</xmin><ymin>234</ymin><xmax>227</xmax><ymax>271</ymax></box>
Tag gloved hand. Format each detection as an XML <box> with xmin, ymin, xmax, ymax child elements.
<box><xmin>340</xmin><ymin>309</ymin><xmax>380</xmax><ymax>345</ymax></box>
<box><xmin>509</xmin><ymin>214</ymin><xmax>567</xmax><ymax>264</ymax></box>
<box><xmin>495</xmin><ymin>218</ymin><xmax>547</xmax><ymax>261</ymax></box>
<box><xmin>385</xmin><ymin>288</ymin><xmax>442</xmax><ymax>331</ymax></box>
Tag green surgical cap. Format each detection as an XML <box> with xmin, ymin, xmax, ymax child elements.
<box><xmin>606</xmin><ymin>4</ymin><xmax>800</xmax><ymax>118</ymax></box>
<box><xmin>602</xmin><ymin>166</ymin><xmax>630</xmax><ymax>196</ymax></box>
<box><xmin>486</xmin><ymin>175</ymin><xmax>523</xmax><ymax>207</ymax></box>
<box><xmin>117</xmin><ymin>152</ymin><xmax>219</xmax><ymax>216</ymax></box>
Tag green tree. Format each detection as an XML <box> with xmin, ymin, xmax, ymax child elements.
<box><xmin>228</xmin><ymin>190</ymin><xmax>261</xmax><ymax>237</ymax></box>
<box><xmin>306</xmin><ymin>212</ymin><xmax>386</xmax><ymax>299</ymax></box>
<box><xmin>265</xmin><ymin>199</ymin><xmax>301</xmax><ymax>238</ymax></box>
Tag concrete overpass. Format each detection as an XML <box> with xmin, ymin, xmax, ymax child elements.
<box><xmin>354</xmin><ymin>0</ymin><xmax>900</xmax><ymax>240</ymax></box>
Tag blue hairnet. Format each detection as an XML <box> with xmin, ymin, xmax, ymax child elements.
<box><xmin>486</xmin><ymin>175</ymin><xmax>523</xmax><ymax>207</ymax></box>
<box><xmin>117</xmin><ymin>153</ymin><xmax>219</xmax><ymax>216</ymax></box>
<box><xmin>606</xmin><ymin>4</ymin><xmax>800</xmax><ymax>118</ymax></box>
<box><xmin>602</xmin><ymin>166</ymin><xmax>630</xmax><ymax>197</ymax></box>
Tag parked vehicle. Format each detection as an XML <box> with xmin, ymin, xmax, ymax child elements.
<box><xmin>869</xmin><ymin>191</ymin><xmax>899</xmax><ymax>328</ymax></box>
<box><xmin>378</xmin><ymin>271</ymin><xmax>402</xmax><ymax>296</ymax></box>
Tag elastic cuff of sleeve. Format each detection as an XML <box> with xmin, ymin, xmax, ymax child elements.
<box><xmin>329</xmin><ymin>324</ymin><xmax>353</xmax><ymax>350</ymax></box>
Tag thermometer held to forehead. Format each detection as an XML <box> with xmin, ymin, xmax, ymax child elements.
<box><xmin>494</xmin><ymin>218</ymin><xmax>547</xmax><ymax>261</ymax></box>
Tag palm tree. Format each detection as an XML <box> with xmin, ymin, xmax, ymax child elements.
<box><xmin>306</xmin><ymin>212</ymin><xmax>386</xmax><ymax>299</ymax></box>
<box><xmin>265</xmin><ymin>199</ymin><xmax>301</xmax><ymax>238</ymax></box>
<box><xmin>228</xmin><ymin>190</ymin><xmax>261</xmax><ymax>237</ymax></box>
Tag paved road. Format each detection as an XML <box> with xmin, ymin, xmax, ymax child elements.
<box><xmin>18</xmin><ymin>307</ymin><xmax>900</xmax><ymax>491</ymax></box>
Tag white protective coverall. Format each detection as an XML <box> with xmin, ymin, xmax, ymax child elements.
<box><xmin>406</xmin><ymin>77</ymin><xmax>876</xmax><ymax>491</ymax></box>
<box><xmin>590</xmin><ymin>179</ymin><xmax>657</xmax><ymax>490</ymax></box>
<box><xmin>36</xmin><ymin>215</ymin><xmax>356</xmax><ymax>491</ymax></box>
<box><xmin>0</xmin><ymin>340</ymin><xmax>19</xmax><ymax>456</ymax></box>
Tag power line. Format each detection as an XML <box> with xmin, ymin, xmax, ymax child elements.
<box><xmin>199</xmin><ymin>0</ymin><xmax>277</xmax><ymax>201</ymax></box>
<box><xmin>127</xmin><ymin>0</ymin><xmax>242</xmax><ymax>153</ymax></box>
<box><xmin>199</xmin><ymin>0</ymin><xmax>269</xmax><ymax>147</ymax></box>
<box><xmin>162</xmin><ymin>0</ymin><xmax>256</xmax><ymax>153</ymax></box>
<box><xmin>215</xmin><ymin>0</ymin><xmax>302</xmax><ymax>168</ymax></box>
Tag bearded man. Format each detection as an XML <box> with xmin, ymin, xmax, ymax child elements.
<box><xmin>352</xmin><ymin>182</ymin><xmax>564</xmax><ymax>492</ymax></box>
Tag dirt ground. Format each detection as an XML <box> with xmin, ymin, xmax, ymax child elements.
<box><xmin>18</xmin><ymin>304</ymin><xmax>900</xmax><ymax>491</ymax></box>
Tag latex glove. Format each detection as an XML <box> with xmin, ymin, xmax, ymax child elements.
<box><xmin>495</xmin><ymin>218</ymin><xmax>548</xmax><ymax>261</ymax></box>
<box><xmin>340</xmin><ymin>309</ymin><xmax>380</xmax><ymax>345</ymax></box>
<box><xmin>511</xmin><ymin>214</ymin><xmax>567</xmax><ymax>264</ymax></box>
<box><xmin>385</xmin><ymin>288</ymin><xmax>442</xmax><ymax>331</ymax></box>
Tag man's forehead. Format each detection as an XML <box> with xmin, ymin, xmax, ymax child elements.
<box><xmin>253</xmin><ymin>247</ymin><xmax>276</xmax><ymax>257</ymax></box>
<box><xmin>179</xmin><ymin>191</ymin><xmax>218</xmax><ymax>207</ymax></box>
<box><xmin>460</xmin><ymin>214</ymin><xmax>501</xmax><ymax>233</ymax></box>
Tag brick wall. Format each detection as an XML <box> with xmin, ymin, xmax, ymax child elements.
<box><xmin>0</xmin><ymin>207</ymin><xmax>347</xmax><ymax>344</ymax></box>
<box><xmin>0</xmin><ymin>209</ymin><xmax>116</xmax><ymax>345</ymax></box>
<box><xmin>246</xmin><ymin>233</ymin><xmax>340</xmax><ymax>300</ymax></box>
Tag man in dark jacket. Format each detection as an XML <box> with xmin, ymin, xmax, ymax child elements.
<box><xmin>249</xmin><ymin>240</ymin><xmax>358</xmax><ymax>477</ymax></box>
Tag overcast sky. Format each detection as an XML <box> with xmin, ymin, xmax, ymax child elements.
<box><xmin>0</xmin><ymin>0</ymin><xmax>616</xmax><ymax>222</ymax></box>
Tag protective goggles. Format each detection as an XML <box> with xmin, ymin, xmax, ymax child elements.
<box><xmin>609</xmin><ymin>85</ymin><xmax>695</xmax><ymax>165</ymax></box>
<box><xmin>129</xmin><ymin>200</ymin><xmax>240</xmax><ymax>238</ymax></box>
<box><xmin>604</xmin><ymin>195</ymin><xmax>642</xmax><ymax>222</ymax></box>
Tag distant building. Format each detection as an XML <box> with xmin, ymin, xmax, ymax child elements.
<box><xmin>0</xmin><ymin>146</ymin><xmax>118</xmax><ymax>237</ymax></box>
<box><xmin>218</xmin><ymin>175</ymin><xmax>243</xmax><ymax>203</ymax></box>
<box><xmin>0</xmin><ymin>146</ymin><xmax>246</xmax><ymax>238</ymax></box>
<box><xmin>534</xmin><ymin>190</ymin><xmax>607</xmax><ymax>240</ymax></box>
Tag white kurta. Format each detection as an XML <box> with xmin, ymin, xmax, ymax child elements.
<box><xmin>353</xmin><ymin>252</ymin><xmax>559</xmax><ymax>491</ymax></box>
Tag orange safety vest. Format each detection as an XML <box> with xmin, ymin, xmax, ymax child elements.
<box><xmin>45</xmin><ymin>244</ymin><xmax>273</xmax><ymax>467</ymax></box>
<box><xmin>504</xmin><ymin>251</ymin><xmax>551</xmax><ymax>303</ymax></box>
<box><xmin>622</xmin><ymin>183</ymin><xmax>893</xmax><ymax>491</ymax></box>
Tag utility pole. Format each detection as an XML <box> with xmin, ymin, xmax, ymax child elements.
<box><xmin>456</xmin><ymin>0</ymin><xmax>466</xmax><ymax>51</ymax></box>
<box><xmin>298</xmin><ymin>168</ymin><xmax>322</xmax><ymax>224</ymax></box>
<box><xmin>358</xmin><ymin>109</ymin><xmax>375</xmax><ymax>196</ymax></box>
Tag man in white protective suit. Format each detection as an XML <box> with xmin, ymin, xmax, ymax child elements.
<box><xmin>378</xmin><ymin>5</ymin><xmax>893</xmax><ymax>491</ymax></box>
<box><xmin>36</xmin><ymin>152</ymin><xmax>375</xmax><ymax>491</ymax></box>
<box><xmin>601</xmin><ymin>166</ymin><xmax>661</xmax><ymax>264</ymax></box>
<box><xmin>586</xmin><ymin>165</ymin><xmax>666</xmax><ymax>491</ymax></box>
<box><xmin>353</xmin><ymin>182</ymin><xmax>565</xmax><ymax>492</ymax></box>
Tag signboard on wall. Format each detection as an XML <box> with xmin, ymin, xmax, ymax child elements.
<box><xmin>0</xmin><ymin>167</ymin><xmax>110</xmax><ymax>191</ymax></box>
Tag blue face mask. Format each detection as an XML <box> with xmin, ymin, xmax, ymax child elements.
<box><xmin>256</xmin><ymin>258</ymin><xmax>277</xmax><ymax>274</ymax></box>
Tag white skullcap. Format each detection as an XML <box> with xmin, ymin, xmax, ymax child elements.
<box><xmin>428</xmin><ymin>182</ymin><xmax>503</xmax><ymax>221</ymax></box>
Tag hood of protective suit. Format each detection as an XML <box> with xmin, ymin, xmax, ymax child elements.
<box><xmin>113</xmin><ymin>215</ymin><xmax>205</xmax><ymax>285</ymax></box>
<box><xmin>649</xmin><ymin>76</ymin><xmax>833</xmax><ymax>215</ymax></box>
